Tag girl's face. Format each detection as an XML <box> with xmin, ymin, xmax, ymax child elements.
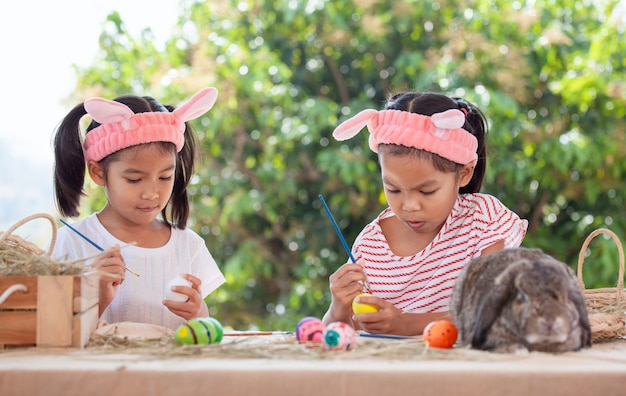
<box><xmin>380</xmin><ymin>152</ymin><xmax>474</xmax><ymax>236</ymax></box>
<box><xmin>90</xmin><ymin>144</ymin><xmax>177</xmax><ymax>227</ymax></box>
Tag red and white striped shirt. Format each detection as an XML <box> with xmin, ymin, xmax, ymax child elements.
<box><xmin>352</xmin><ymin>194</ymin><xmax>527</xmax><ymax>313</ymax></box>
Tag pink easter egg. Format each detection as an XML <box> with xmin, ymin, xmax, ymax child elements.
<box><xmin>323</xmin><ymin>321</ymin><xmax>356</xmax><ymax>351</ymax></box>
<box><xmin>296</xmin><ymin>317</ymin><xmax>326</xmax><ymax>344</ymax></box>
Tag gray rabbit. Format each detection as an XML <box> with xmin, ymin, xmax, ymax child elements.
<box><xmin>451</xmin><ymin>247</ymin><xmax>592</xmax><ymax>353</ymax></box>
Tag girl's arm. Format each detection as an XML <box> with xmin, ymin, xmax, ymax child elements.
<box><xmin>322</xmin><ymin>300</ymin><xmax>356</xmax><ymax>328</ymax></box>
<box><xmin>353</xmin><ymin>297</ymin><xmax>452</xmax><ymax>336</ymax></box>
<box><xmin>323</xmin><ymin>262</ymin><xmax>369</xmax><ymax>326</ymax></box>
<box><xmin>394</xmin><ymin>311</ymin><xmax>453</xmax><ymax>336</ymax></box>
<box><xmin>481</xmin><ymin>240</ymin><xmax>505</xmax><ymax>255</ymax></box>
<box><xmin>163</xmin><ymin>273</ymin><xmax>209</xmax><ymax>320</ymax></box>
<box><xmin>92</xmin><ymin>246</ymin><xmax>126</xmax><ymax>317</ymax></box>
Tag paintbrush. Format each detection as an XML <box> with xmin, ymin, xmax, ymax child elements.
<box><xmin>358</xmin><ymin>332</ymin><xmax>414</xmax><ymax>340</ymax></box>
<box><xmin>223</xmin><ymin>331</ymin><xmax>294</xmax><ymax>337</ymax></box>
<box><xmin>59</xmin><ymin>219</ymin><xmax>140</xmax><ymax>277</ymax></box>
<box><xmin>318</xmin><ymin>194</ymin><xmax>371</xmax><ymax>293</ymax></box>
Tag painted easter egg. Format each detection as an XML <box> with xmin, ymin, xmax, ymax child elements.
<box><xmin>175</xmin><ymin>317</ymin><xmax>223</xmax><ymax>345</ymax></box>
<box><xmin>351</xmin><ymin>293</ymin><xmax>379</xmax><ymax>315</ymax></box>
<box><xmin>422</xmin><ymin>319</ymin><xmax>458</xmax><ymax>349</ymax></box>
<box><xmin>323</xmin><ymin>321</ymin><xmax>356</xmax><ymax>351</ymax></box>
<box><xmin>295</xmin><ymin>317</ymin><xmax>326</xmax><ymax>344</ymax></box>
<box><xmin>198</xmin><ymin>317</ymin><xmax>224</xmax><ymax>343</ymax></box>
<box><xmin>165</xmin><ymin>275</ymin><xmax>192</xmax><ymax>302</ymax></box>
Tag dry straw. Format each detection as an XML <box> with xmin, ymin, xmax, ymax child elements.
<box><xmin>0</xmin><ymin>213</ymin><xmax>87</xmax><ymax>276</ymax></box>
<box><xmin>84</xmin><ymin>333</ymin><xmax>511</xmax><ymax>362</ymax></box>
<box><xmin>577</xmin><ymin>228</ymin><xmax>626</xmax><ymax>343</ymax></box>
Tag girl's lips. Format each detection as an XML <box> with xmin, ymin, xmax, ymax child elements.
<box><xmin>138</xmin><ymin>206</ymin><xmax>158</xmax><ymax>213</ymax></box>
<box><xmin>406</xmin><ymin>220</ymin><xmax>425</xmax><ymax>229</ymax></box>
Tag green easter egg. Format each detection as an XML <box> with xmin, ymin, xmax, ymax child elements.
<box><xmin>174</xmin><ymin>317</ymin><xmax>223</xmax><ymax>345</ymax></box>
<box><xmin>199</xmin><ymin>317</ymin><xmax>224</xmax><ymax>343</ymax></box>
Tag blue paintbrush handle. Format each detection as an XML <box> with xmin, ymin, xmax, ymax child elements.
<box><xmin>59</xmin><ymin>219</ymin><xmax>104</xmax><ymax>251</ymax></box>
<box><xmin>359</xmin><ymin>332</ymin><xmax>414</xmax><ymax>340</ymax></box>
<box><xmin>59</xmin><ymin>219</ymin><xmax>140</xmax><ymax>277</ymax></box>
<box><xmin>318</xmin><ymin>194</ymin><xmax>357</xmax><ymax>263</ymax></box>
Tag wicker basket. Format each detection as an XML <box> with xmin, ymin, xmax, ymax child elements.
<box><xmin>576</xmin><ymin>228</ymin><xmax>626</xmax><ymax>343</ymax></box>
<box><xmin>0</xmin><ymin>213</ymin><xmax>99</xmax><ymax>348</ymax></box>
<box><xmin>0</xmin><ymin>213</ymin><xmax>57</xmax><ymax>257</ymax></box>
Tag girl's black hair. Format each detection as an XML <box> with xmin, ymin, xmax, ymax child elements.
<box><xmin>53</xmin><ymin>95</ymin><xmax>198</xmax><ymax>229</ymax></box>
<box><xmin>381</xmin><ymin>92</ymin><xmax>488</xmax><ymax>193</ymax></box>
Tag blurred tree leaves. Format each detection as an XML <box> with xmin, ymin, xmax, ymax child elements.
<box><xmin>74</xmin><ymin>0</ymin><xmax>626</xmax><ymax>330</ymax></box>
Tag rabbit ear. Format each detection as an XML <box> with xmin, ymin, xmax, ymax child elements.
<box><xmin>332</xmin><ymin>109</ymin><xmax>379</xmax><ymax>141</ymax></box>
<box><xmin>173</xmin><ymin>87</ymin><xmax>218</xmax><ymax>121</ymax></box>
<box><xmin>471</xmin><ymin>283</ymin><xmax>510</xmax><ymax>348</ymax></box>
<box><xmin>431</xmin><ymin>109</ymin><xmax>465</xmax><ymax>129</ymax></box>
<box><xmin>470</xmin><ymin>259</ymin><xmax>534</xmax><ymax>349</ymax></box>
<box><xmin>84</xmin><ymin>97</ymin><xmax>134</xmax><ymax>124</ymax></box>
<box><xmin>568</xmin><ymin>287</ymin><xmax>593</xmax><ymax>347</ymax></box>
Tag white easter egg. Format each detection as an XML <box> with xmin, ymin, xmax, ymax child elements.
<box><xmin>165</xmin><ymin>275</ymin><xmax>192</xmax><ymax>302</ymax></box>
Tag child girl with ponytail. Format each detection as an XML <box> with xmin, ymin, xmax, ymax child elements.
<box><xmin>323</xmin><ymin>92</ymin><xmax>527</xmax><ymax>335</ymax></box>
<box><xmin>51</xmin><ymin>88</ymin><xmax>225</xmax><ymax>330</ymax></box>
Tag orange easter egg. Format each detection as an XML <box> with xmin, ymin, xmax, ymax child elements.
<box><xmin>422</xmin><ymin>320</ymin><xmax>458</xmax><ymax>349</ymax></box>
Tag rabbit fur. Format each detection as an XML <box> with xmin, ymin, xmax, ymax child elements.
<box><xmin>451</xmin><ymin>248</ymin><xmax>592</xmax><ymax>353</ymax></box>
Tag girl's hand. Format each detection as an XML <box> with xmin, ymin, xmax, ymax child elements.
<box><xmin>323</xmin><ymin>260</ymin><xmax>369</xmax><ymax>325</ymax></box>
<box><xmin>163</xmin><ymin>274</ymin><xmax>208</xmax><ymax>320</ymax></box>
<box><xmin>93</xmin><ymin>245</ymin><xmax>125</xmax><ymax>316</ymax></box>
<box><xmin>352</xmin><ymin>295</ymin><xmax>406</xmax><ymax>335</ymax></box>
<box><xmin>353</xmin><ymin>297</ymin><xmax>452</xmax><ymax>336</ymax></box>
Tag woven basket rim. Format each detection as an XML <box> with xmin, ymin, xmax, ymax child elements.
<box><xmin>577</xmin><ymin>228</ymin><xmax>624</xmax><ymax>292</ymax></box>
<box><xmin>0</xmin><ymin>213</ymin><xmax>57</xmax><ymax>257</ymax></box>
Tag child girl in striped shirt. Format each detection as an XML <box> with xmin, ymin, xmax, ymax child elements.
<box><xmin>322</xmin><ymin>92</ymin><xmax>527</xmax><ymax>336</ymax></box>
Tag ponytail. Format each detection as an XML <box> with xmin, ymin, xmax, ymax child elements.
<box><xmin>453</xmin><ymin>97</ymin><xmax>488</xmax><ymax>194</ymax></box>
<box><xmin>53</xmin><ymin>103</ymin><xmax>89</xmax><ymax>217</ymax></box>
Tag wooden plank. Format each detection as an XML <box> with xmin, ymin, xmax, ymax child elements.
<box><xmin>0</xmin><ymin>276</ymin><xmax>38</xmax><ymax>309</ymax></box>
<box><xmin>0</xmin><ymin>311</ymin><xmax>36</xmax><ymax>347</ymax></box>
<box><xmin>73</xmin><ymin>272</ymin><xmax>99</xmax><ymax>313</ymax></box>
<box><xmin>72</xmin><ymin>303</ymin><xmax>99</xmax><ymax>348</ymax></box>
<box><xmin>36</xmin><ymin>276</ymin><xmax>73</xmax><ymax>347</ymax></box>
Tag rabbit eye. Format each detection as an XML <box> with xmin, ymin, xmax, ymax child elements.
<box><xmin>515</xmin><ymin>291</ymin><xmax>528</xmax><ymax>302</ymax></box>
<box><xmin>549</xmin><ymin>290</ymin><xmax>562</xmax><ymax>301</ymax></box>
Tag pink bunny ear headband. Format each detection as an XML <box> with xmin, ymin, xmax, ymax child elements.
<box><xmin>332</xmin><ymin>108</ymin><xmax>478</xmax><ymax>165</ymax></box>
<box><xmin>83</xmin><ymin>87</ymin><xmax>218</xmax><ymax>161</ymax></box>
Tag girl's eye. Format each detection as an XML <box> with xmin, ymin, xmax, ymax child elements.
<box><xmin>160</xmin><ymin>176</ymin><xmax>173</xmax><ymax>181</ymax></box>
<box><xmin>126</xmin><ymin>178</ymin><xmax>140</xmax><ymax>183</ymax></box>
<box><xmin>421</xmin><ymin>190</ymin><xmax>437</xmax><ymax>196</ymax></box>
<box><xmin>384</xmin><ymin>187</ymin><xmax>400</xmax><ymax>194</ymax></box>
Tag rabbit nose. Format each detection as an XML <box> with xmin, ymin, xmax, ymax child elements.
<box><xmin>538</xmin><ymin>316</ymin><xmax>566</xmax><ymax>335</ymax></box>
<box><xmin>526</xmin><ymin>317</ymin><xmax>569</xmax><ymax>345</ymax></box>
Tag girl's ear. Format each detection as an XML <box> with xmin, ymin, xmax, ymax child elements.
<box><xmin>87</xmin><ymin>161</ymin><xmax>105</xmax><ymax>187</ymax></box>
<box><xmin>459</xmin><ymin>161</ymin><xmax>476</xmax><ymax>187</ymax></box>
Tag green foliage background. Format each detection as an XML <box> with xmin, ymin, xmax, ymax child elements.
<box><xmin>74</xmin><ymin>0</ymin><xmax>626</xmax><ymax>330</ymax></box>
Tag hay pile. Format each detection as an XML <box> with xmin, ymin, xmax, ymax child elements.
<box><xmin>0</xmin><ymin>213</ymin><xmax>86</xmax><ymax>277</ymax></box>
<box><xmin>84</xmin><ymin>332</ymin><xmax>504</xmax><ymax>362</ymax></box>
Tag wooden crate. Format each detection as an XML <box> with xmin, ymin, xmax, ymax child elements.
<box><xmin>0</xmin><ymin>272</ymin><xmax>99</xmax><ymax>348</ymax></box>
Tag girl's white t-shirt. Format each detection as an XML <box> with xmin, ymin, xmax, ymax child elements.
<box><xmin>352</xmin><ymin>193</ymin><xmax>528</xmax><ymax>314</ymax></box>
<box><xmin>51</xmin><ymin>214</ymin><xmax>226</xmax><ymax>330</ymax></box>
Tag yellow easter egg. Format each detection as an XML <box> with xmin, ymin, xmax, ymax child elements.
<box><xmin>352</xmin><ymin>293</ymin><xmax>379</xmax><ymax>314</ymax></box>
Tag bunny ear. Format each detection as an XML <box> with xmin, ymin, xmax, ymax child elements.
<box><xmin>173</xmin><ymin>87</ymin><xmax>218</xmax><ymax>121</ymax></box>
<box><xmin>431</xmin><ymin>109</ymin><xmax>465</xmax><ymax>129</ymax></box>
<box><xmin>84</xmin><ymin>97</ymin><xmax>134</xmax><ymax>124</ymax></box>
<box><xmin>332</xmin><ymin>109</ymin><xmax>379</xmax><ymax>141</ymax></box>
<box><xmin>567</xmin><ymin>279</ymin><xmax>593</xmax><ymax>348</ymax></box>
<box><xmin>471</xmin><ymin>283</ymin><xmax>510</xmax><ymax>348</ymax></box>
